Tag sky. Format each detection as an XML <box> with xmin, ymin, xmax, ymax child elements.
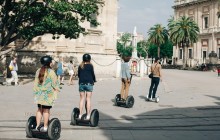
<box><xmin>118</xmin><ymin>0</ymin><xmax>174</xmax><ymax>38</ymax></box>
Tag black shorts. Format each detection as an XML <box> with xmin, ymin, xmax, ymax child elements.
<box><xmin>37</xmin><ymin>104</ymin><xmax>52</xmax><ymax>109</ymax></box>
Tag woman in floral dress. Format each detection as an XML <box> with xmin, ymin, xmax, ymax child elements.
<box><xmin>33</xmin><ymin>56</ymin><xmax>60</xmax><ymax>132</ymax></box>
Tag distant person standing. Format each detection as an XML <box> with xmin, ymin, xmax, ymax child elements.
<box><xmin>68</xmin><ymin>60</ymin><xmax>74</xmax><ymax>85</ymax></box>
<box><xmin>7</xmin><ymin>57</ymin><xmax>18</xmax><ymax>85</ymax></box>
<box><xmin>146</xmin><ymin>57</ymin><xmax>162</xmax><ymax>102</ymax></box>
<box><xmin>57</xmin><ymin>57</ymin><xmax>65</xmax><ymax>85</ymax></box>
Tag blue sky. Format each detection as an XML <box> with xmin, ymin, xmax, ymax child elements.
<box><xmin>118</xmin><ymin>0</ymin><xmax>174</xmax><ymax>38</ymax></box>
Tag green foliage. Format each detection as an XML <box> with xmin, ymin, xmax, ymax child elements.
<box><xmin>0</xmin><ymin>0</ymin><xmax>104</xmax><ymax>48</ymax></box>
<box><xmin>117</xmin><ymin>41</ymin><xmax>124</xmax><ymax>56</ymax></box>
<box><xmin>122</xmin><ymin>46</ymin><xmax>133</xmax><ymax>57</ymax></box>
<box><xmin>168</xmin><ymin>16</ymin><xmax>199</xmax><ymax>45</ymax></box>
<box><xmin>148</xmin><ymin>40</ymin><xmax>173</xmax><ymax>59</ymax></box>
<box><xmin>148</xmin><ymin>24</ymin><xmax>169</xmax><ymax>57</ymax></box>
<box><xmin>117</xmin><ymin>33</ymin><xmax>133</xmax><ymax>57</ymax></box>
<box><xmin>137</xmin><ymin>40</ymin><xmax>148</xmax><ymax>58</ymax></box>
<box><xmin>119</xmin><ymin>32</ymin><xmax>131</xmax><ymax>47</ymax></box>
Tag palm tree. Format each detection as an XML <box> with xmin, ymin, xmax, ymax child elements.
<box><xmin>148</xmin><ymin>24</ymin><xmax>169</xmax><ymax>57</ymax></box>
<box><xmin>168</xmin><ymin>16</ymin><xmax>199</xmax><ymax>68</ymax></box>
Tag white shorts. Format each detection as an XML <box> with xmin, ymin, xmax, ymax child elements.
<box><xmin>69</xmin><ymin>70</ymin><xmax>74</xmax><ymax>75</ymax></box>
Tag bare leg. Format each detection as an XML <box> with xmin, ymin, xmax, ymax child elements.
<box><xmin>61</xmin><ymin>76</ymin><xmax>64</xmax><ymax>84</ymax></box>
<box><xmin>43</xmin><ymin>109</ymin><xmax>50</xmax><ymax>128</ymax></box>
<box><xmin>79</xmin><ymin>92</ymin><xmax>85</xmax><ymax>117</ymax></box>
<box><xmin>86</xmin><ymin>92</ymin><xmax>92</xmax><ymax>117</ymax></box>
<box><xmin>36</xmin><ymin>108</ymin><xmax>43</xmax><ymax>128</ymax></box>
<box><xmin>68</xmin><ymin>75</ymin><xmax>73</xmax><ymax>85</ymax></box>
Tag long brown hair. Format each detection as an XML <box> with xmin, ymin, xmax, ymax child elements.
<box><xmin>38</xmin><ymin>66</ymin><xmax>50</xmax><ymax>85</ymax></box>
<box><xmin>79</xmin><ymin>61</ymin><xmax>92</xmax><ymax>69</ymax></box>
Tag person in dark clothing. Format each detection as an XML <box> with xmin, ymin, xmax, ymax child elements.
<box><xmin>77</xmin><ymin>53</ymin><xmax>96</xmax><ymax>120</ymax></box>
<box><xmin>146</xmin><ymin>57</ymin><xmax>162</xmax><ymax>102</ymax></box>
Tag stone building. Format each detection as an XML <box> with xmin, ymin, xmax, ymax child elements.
<box><xmin>173</xmin><ymin>0</ymin><xmax>220</xmax><ymax>67</ymax></box>
<box><xmin>7</xmin><ymin>0</ymin><xmax>118</xmax><ymax>75</ymax></box>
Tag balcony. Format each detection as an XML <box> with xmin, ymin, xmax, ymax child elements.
<box><xmin>200</xmin><ymin>27</ymin><xmax>220</xmax><ymax>34</ymax></box>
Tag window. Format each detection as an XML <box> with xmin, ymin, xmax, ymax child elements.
<box><xmin>179</xmin><ymin>49</ymin><xmax>183</xmax><ymax>59</ymax></box>
<box><xmin>189</xmin><ymin>49</ymin><xmax>192</xmax><ymax>59</ymax></box>
<box><xmin>203</xmin><ymin>16</ymin><xmax>209</xmax><ymax>29</ymax></box>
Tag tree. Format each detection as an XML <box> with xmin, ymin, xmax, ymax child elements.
<box><xmin>168</xmin><ymin>16</ymin><xmax>199</xmax><ymax>68</ymax></box>
<box><xmin>147</xmin><ymin>24</ymin><xmax>169</xmax><ymax>57</ymax></box>
<box><xmin>137</xmin><ymin>40</ymin><xmax>148</xmax><ymax>58</ymax></box>
<box><xmin>117</xmin><ymin>32</ymin><xmax>133</xmax><ymax>57</ymax></box>
<box><xmin>0</xmin><ymin>0</ymin><xmax>104</xmax><ymax>55</ymax></box>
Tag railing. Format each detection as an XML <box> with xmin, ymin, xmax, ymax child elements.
<box><xmin>200</xmin><ymin>27</ymin><xmax>220</xmax><ymax>34</ymax></box>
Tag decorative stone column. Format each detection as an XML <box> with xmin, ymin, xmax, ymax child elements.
<box><xmin>115</xmin><ymin>56</ymin><xmax>121</xmax><ymax>78</ymax></box>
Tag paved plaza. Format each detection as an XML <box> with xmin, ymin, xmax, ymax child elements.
<box><xmin>0</xmin><ymin>69</ymin><xmax>220</xmax><ymax>140</ymax></box>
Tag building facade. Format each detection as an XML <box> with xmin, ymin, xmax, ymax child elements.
<box><xmin>11</xmin><ymin>0</ymin><xmax>118</xmax><ymax>75</ymax></box>
<box><xmin>173</xmin><ymin>0</ymin><xmax>220</xmax><ymax>67</ymax></box>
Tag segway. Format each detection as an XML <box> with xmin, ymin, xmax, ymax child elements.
<box><xmin>70</xmin><ymin>107</ymin><xmax>99</xmax><ymax>127</ymax></box>
<box><xmin>114</xmin><ymin>74</ymin><xmax>135</xmax><ymax>108</ymax></box>
<box><xmin>26</xmin><ymin>116</ymin><xmax>61</xmax><ymax>140</ymax></box>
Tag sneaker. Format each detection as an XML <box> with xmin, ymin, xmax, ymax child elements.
<box><xmin>40</xmin><ymin>127</ymin><xmax>48</xmax><ymax>132</ymax></box>
<box><xmin>86</xmin><ymin>115</ymin><xmax>90</xmax><ymax>120</ymax></box>
<box><xmin>151</xmin><ymin>98</ymin><xmax>156</xmax><ymax>102</ymax></box>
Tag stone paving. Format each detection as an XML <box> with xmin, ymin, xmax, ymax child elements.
<box><xmin>0</xmin><ymin>69</ymin><xmax>220</xmax><ymax>140</ymax></box>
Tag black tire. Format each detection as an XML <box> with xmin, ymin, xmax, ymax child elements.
<box><xmin>114</xmin><ymin>94</ymin><xmax>121</xmax><ymax>106</ymax></box>
<box><xmin>48</xmin><ymin>118</ymin><xmax>61</xmax><ymax>140</ymax></box>
<box><xmin>126</xmin><ymin>96</ymin><xmax>134</xmax><ymax>108</ymax></box>
<box><xmin>25</xmin><ymin>116</ymin><xmax>36</xmax><ymax>138</ymax></box>
<box><xmin>71</xmin><ymin>108</ymin><xmax>79</xmax><ymax>125</ymax></box>
<box><xmin>90</xmin><ymin>109</ymin><xmax>99</xmax><ymax>127</ymax></box>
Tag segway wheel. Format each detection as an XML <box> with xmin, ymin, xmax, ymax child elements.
<box><xmin>26</xmin><ymin>116</ymin><xmax>36</xmax><ymax>138</ymax></box>
<box><xmin>114</xmin><ymin>94</ymin><xmax>121</xmax><ymax>106</ymax></box>
<box><xmin>71</xmin><ymin>108</ymin><xmax>80</xmax><ymax>125</ymax></box>
<box><xmin>90</xmin><ymin>109</ymin><xmax>99</xmax><ymax>127</ymax></box>
<box><xmin>48</xmin><ymin>118</ymin><xmax>61</xmax><ymax>140</ymax></box>
<box><xmin>126</xmin><ymin>96</ymin><xmax>134</xmax><ymax>108</ymax></box>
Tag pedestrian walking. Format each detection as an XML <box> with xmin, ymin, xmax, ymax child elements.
<box><xmin>68</xmin><ymin>60</ymin><xmax>74</xmax><ymax>85</ymax></box>
<box><xmin>146</xmin><ymin>57</ymin><xmax>162</xmax><ymax>102</ymax></box>
<box><xmin>33</xmin><ymin>56</ymin><xmax>60</xmax><ymax>132</ymax></box>
<box><xmin>56</xmin><ymin>57</ymin><xmax>65</xmax><ymax>85</ymax></box>
<box><xmin>120</xmin><ymin>56</ymin><xmax>131</xmax><ymax>101</ymax></box>
<box><xmin>7</xmin><ymin>56</ymin><xmax>18</xmax><ymax>85</ymax></box>
<box><xmin>77</xmin><ymin>53</ymin><xmax>96</xmax><ymax>120</ymax></box>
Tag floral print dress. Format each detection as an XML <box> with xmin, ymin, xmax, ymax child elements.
<box><xmin>33</xmin><ymin>68</ymin><xmax>60</xmax><ymax>106</ymax></box>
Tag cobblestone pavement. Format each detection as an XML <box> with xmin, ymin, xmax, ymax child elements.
<box><xmin>0</xmin><ymin>69</ymin><xmax>220</xmax><ymax>140</ymax></box>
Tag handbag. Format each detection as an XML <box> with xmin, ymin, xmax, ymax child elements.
<box><xmin>148</xmin><ymin>64</ymin><xmax>157</xmax><ymax>79</ymax></box>
<box><xmin>148</xmin><ymin>73</ymin><xmax>153</xmax><ymax>78</ymax></box>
